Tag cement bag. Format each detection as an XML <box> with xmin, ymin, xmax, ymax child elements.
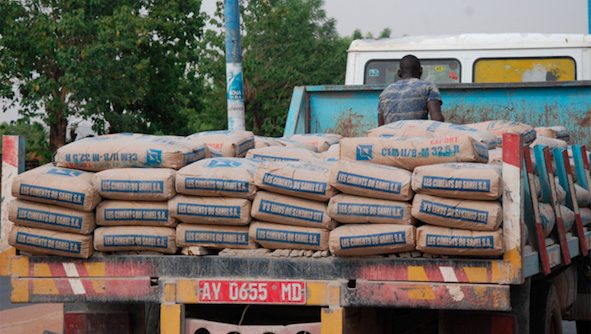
<box><xmin>411</xmin><ymin>163</ymin><xmax>502</xmax><ymax>200</ymax></box>
<box><xmin>94</xmin><ymin>226</ymin><xmax>176</xmax><ymax>254</ymax></box>
<box><xmin>254</xmin><ymin>136</ymin><xmax>283</xmax><ymax>149</ymax></box>
<box><xmin>255</xmin><ymin>161</ymin><xmax>335</xmax><ymax>201</ymax></box>
<box><xmin>561</xmin><ymin>205</ymin><xmax>576</xmax><ymax>231</ymax></box>
<box><xmin>96</xmin><ymin>200</ymin><xmax>175</xmax><ymax>227</ymax></box>
<box><xmin>55</xmin><ymin>133</ymin><xmax>206</xmax><ymax>171</ymax></box>
<box><xmin>246</xmin><ymin>146</ymin><xmax>320</xmax><ymax>162</ymax></box>
<box><xmin>251</xmin><ymin>191</ymin><xmax>334</xmax><ymax>229</ymax></box>
<box><xmin>176</xmin><ymin>224</ymin><xmax>256</xmax><ymax>249</ymax></box>
<box><xmin>9</xmin><ymin>199</ymin><xmax>95</xmax><ymax>234</ymax></box>
<box><xmin>538</xmin><ymin>203</ymin><xmax>576</xmax><ymax>234</ymax></box>
<box><xmin>530</xmin><ymin>136</ymin><xmax>567</xmax><ymax>149</ymax></box>
<box><xmin>12</xmin><ymin>164</ymin><xmax>101</xmax><ymax>211</ymax></box>
<box><xmin>328</xmin><ymin>194</ymin><xmax>413</xmax><ymax>225</ymax></box>
<box><xmin>411</xmin><ymin>194</ymin><xmax>502</xmax><ymax>231</ymax></box>
<box><xmin>320</xmin><ymin>144</ymin><xmax>340</xmax><ymax>160</ymax></box>
<box><xmin>488</xmin><ymin>148</ymin><xmax>503</xmax><ymax>165</ymax></box>
<box><xmin>176</xmin><ymin>158</ymin><xmax>258</xmax><ymax>199</ymax></box>
<box><xmin>250</xmin><ymin>221</ymin><xmax>329</xmax><ymax>251</ymax></box>
<box><xmin>187</xmin><ymin>130</ymin><xmax>255</xmax><ymax>157</ymax></box>
<box><xmin>9</xmin><ymin>226</ymin><xmax>93</xmax><ymax>258</ymax></box>
<box><xmin>328</xmin><ymin>160</ymin><xmax>413</xmax><ymax>201</ymax></box>
<box><xmin>466</xmin><ymin>120</ymin><xmax>536</xmax><ymax>146</ymax></box>
<box><xmin>329</xmin><ymin>224</ymin><xmax>416</xmax><ymax>256</ymax></box>
<box><xmin>276</xmin><ymin>138</ymin><xmax>318</xmax><ymax>152</ymax></box>
<box><xmin>169</xmin><ymin>195</ymin><xmax>251</xmax><ymax>225</ymax></box>
<box><xmin>340</xmin><ymin>136</ymin><xmax>489</xmax><ymax>171</ymax></box>
<box><xmin>535</xmin><ymin>126</ymin><xmax>570</xmax><ymax>143</ymax></box>
<box><xmin>367</xmin><ymin>120</ymin><xmax>497</xmax><ymax>149</ymax></box>
<box><xmin>287</xmin><ymin>134</ymin><xmax>342</xmax><ymax>153</ymax></box>
<box><xmin>93</xmin><ymin>168</ymin><xmax>176</xmax><ymax>201</ymax></box>
<box><xmin>575</xmin><ymin>183</ymin><xmax>591</xmax><ymax>207</ymax></box>
<box><xmin>581</xmin><ymin>208</ymin><xmax>591</xmax><ymax>226</ymax></box>
<box><xmin>538</xmin><ymin>203</ymin><xmax>556</xmax><ymax>236</ymax></box>
<box><xmin>416</xmin><ymin>225</ymin><xmax>504</xmax><ymax>256</ymax></box>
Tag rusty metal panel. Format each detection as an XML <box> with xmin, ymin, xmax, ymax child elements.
<box><xmin>15</xmin><ymin>255</ymin><xmax>514</xmax><ymax>284</ymax></box>
<box><xmin>343</xmin><ymin>281</ymin><xmax>511</xmax><ymax>311</ymax></box>
<box><xmin>11</xmin><ymin>277</ymin><xmax>159</xmax><ymax>303</ymax></box>
<box><xmin>283</xmin><ymin>82</ymin><xmax>591</xmax><ymax>148</ymax></box>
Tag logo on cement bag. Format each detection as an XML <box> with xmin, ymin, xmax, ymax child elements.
<box><xmin>206</xmin><ymin>159</ymin><xmax>242</xmax><ymax>168</ymax></box>
<box><xmin>146</xmin><ymin>149</ymin><xmax>163</xmax><ymax>165</ymax></box>
<box><xmin>356</xmin><ymin>145</ymin><xmax>373</xmax><ymax>160</ymax></box>
<box><xmin>46</xmin><ymin>168</ymin><xmax>84</xmax><ymax>177</ymax></box>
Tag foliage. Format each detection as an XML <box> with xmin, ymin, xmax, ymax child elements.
<box><xmin>0</xmin><ymin>0</ymin><xmax>205</xmax><ymax>151</ymax></box>
<box><xmin>198</xmin><ymin>0</ymin><xmax>349</xmax><ymax>136</ymax></box>
<box><xmin>0</xmin><ymin>120</ymin><xmax>51</xmax><ymax>163</ymax></box>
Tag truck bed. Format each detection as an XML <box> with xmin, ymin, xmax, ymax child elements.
<box><xmin>8</xmin><ymin>229</ymin><xmax>589</xmax><ymax>310</ymax></box>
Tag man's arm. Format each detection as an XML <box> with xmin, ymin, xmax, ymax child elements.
<box><xmin>378</xmin><ymin>110</ymin><xmax>385</xmax><ymax>126</ymax></box>
<box><xmin>377</xmin><ymin>96</ymin><xmax>386</xmax><ymax>126</ymax></box>
<box><xmin>427</xmin><ymin>100</ymin><xmax>444</xmax><ymax>122</ymax></box>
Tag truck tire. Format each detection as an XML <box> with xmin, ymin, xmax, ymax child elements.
<box><xmin>531</xmin><ymin>285</ymin><xmax>563</xmax><ymax>334</ymax></box>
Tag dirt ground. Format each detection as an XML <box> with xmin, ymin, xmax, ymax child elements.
<box><xmin>0</xmin><ymin>303</ymin><xmax>63</xmax><ymax>334</ymax></box>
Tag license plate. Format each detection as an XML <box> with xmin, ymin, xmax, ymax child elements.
<box><xmin>198</xmin><ymin>280</ymin><xmax>306</xmax><ymax>304</ymax></box>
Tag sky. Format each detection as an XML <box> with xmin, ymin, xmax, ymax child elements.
<box><xmin>202</xmin><ymin>0</ymin><xmax>589</xmax><ymax>36</ymax></box>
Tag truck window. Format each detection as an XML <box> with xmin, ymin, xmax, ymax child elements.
<box><xmin>473</xmin><ymin>57</ymin><xmax>576</xmax><ymax>83</ymax></box>
<box><xmin>364</xmin><ymin>59</ymin><xmax>461</xmax><ymax>85</ymax></box>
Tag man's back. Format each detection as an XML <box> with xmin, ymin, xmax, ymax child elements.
<box><xmin>378</xmin><ymin>78</ymin><xmax>441</xmax><ymax>124</ymax></box>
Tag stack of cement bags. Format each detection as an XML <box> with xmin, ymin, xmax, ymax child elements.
<box><xmin>327</xmin><ymin>161</ymin><xmax>416</xmax><ymax>256</ymax></box>
<box><xmin>249</xmin><ymin>161</ymin><xmax>335</xmax><ymax>252</ymax></box>
<box><xmin>8</xmin><ymin>165</ymin><xmax>101</xmax><ymax>258</ymax></box>
<box><xmin>173</xmin><ymin>158</ymin><xmax>258</xmax><ymax>250</ymax></box>
<box><xmin>411</xmin><ymin>163</ymin><xmax>505</xmax><ymax>257</ymax></box>
<box><xmin>60</xmin><ymin>134</ymin><xmax>209</xmax><ymax>255</ymax></box>
<box><xmin>92</xmin><ymin>168</ymin><xmax>178</xmax><ymax>254</ymax></box>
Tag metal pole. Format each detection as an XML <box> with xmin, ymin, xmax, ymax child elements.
<box><xmin>588</xmin><ymin>0</ymin><xmax>590</xmax><ymax>33</ymax></box>
<box><xmin>224</xmin><ymin>0</ymin><xmax>246</xmax><ymax>131</ymax></box>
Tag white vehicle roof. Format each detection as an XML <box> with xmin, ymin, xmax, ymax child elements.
<box><xmin>348</xmin><ymin>33</ymin><xmax>591</xmax><ymax>52</ymax></box>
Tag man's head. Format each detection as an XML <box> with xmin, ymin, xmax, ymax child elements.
<box><xmin>398</xmin><ymin>55</ymin><xmax>422</xmax><ymax>79</ymax></box>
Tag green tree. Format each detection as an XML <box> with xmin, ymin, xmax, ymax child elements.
<box><xmin>0</xmin><ymin>120</ymin><xmax>51</xmax><ymax>163</ymax></box>
<box><xmin>199</xmin><ymin>0</ymin><xmax>348</xmax><ymax>136</ymax></box>
<box><xmin>0</xmin><ymin>0</ymin><xmax>205</xmax><ymax>151</ymax></box>
<box><xmin>379</xmin><ymin>28</ymin><xmax>392</xmax><ymax>38</ymax></box>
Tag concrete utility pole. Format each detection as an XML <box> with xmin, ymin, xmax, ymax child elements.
<box><xmin>224</xmin><ymin>0</ymin><xmax>246</xmax><ymax>131</ymax></box>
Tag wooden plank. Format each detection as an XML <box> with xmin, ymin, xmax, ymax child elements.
<box><xmin>534</xmin><ymin>146</ymin><xmax>571</xmax><ymax>265</ymax></box>
<box><xmin>523</xmin><ymin>146</ymin><xmax>550</xmax><ymax>274</ymax></box>
<box><xmin>501</xmin><ymin>133</ymin><xmax>524</xmax><ymax>283</ymax></box>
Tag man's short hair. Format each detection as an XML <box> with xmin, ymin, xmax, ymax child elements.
<box><xmin>399</xmin><ymin>55</ymin><xmax>421</xmax><ymax>77</ymax></box>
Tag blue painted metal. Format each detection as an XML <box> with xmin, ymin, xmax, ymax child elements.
<box><xmin>534</xmin><ymin>145</ymin><xmax>552</xmax><ymax>203</ymax></box>
<box><xmin>572</xmin><ymin>145</ymin><xmax>589</xmax><ymax>190</ymax></box>
<box><xmin>553</xmin><ymin>148</ymin><xmax>575</xmax><ymax>210</ymax></box>
<box><xmin>224</xmin><ymin>0</ymin><xmax>245</xmax><ymax>130</ymax></box>
<box><xmin>284</xmin><ymin>81</ymin><xmax>591</xmax><ymax>147</ymax></box>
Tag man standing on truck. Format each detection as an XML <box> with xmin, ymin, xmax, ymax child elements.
<box><xmin>377</xmin><ymin>55</ymin><xmax>444</xmax><ymax>125</ymax></box>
